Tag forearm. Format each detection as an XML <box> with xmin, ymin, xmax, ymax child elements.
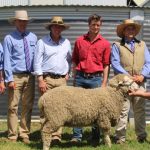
<box><xmin>101</xmin><ymin>65</ymin><xmax>110</xmax><ymax>87</ymax></box>
<box><xmin>0</xmin><ymin>70</ymin><xmax>4</xmax><ymax>82</ymax></box>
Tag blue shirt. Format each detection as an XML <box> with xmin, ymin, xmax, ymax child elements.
<box><xmin>3</xmin><ymin>30</ymin><xmax>37</xmax><ymax>82</ymax></box>
<box><xmin>34</xmin><ymin>34</ymin><xmax>72</xmax><ymax>76</ymax></box>
<box><xmin>111</xmin><ymin>40</ymin><xmax>150</xmax><ymax>77</ymax></box>
<box><xmin>0</xmin><ymin>43</ymin><xmax>3</xmax><ymax>70</ymax></box>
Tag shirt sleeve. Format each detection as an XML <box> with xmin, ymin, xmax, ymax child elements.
<box><xmin>141</xmin><ymin>44</ymin><xmax>150</xmax><ymax>77</ymax></box>
<box><xmin>72</xmin><ymin>40</ymin><xmax>79</xmax><ymax>65</ymax></box>
<box><xmin>66</xmin><ymin>40</ymin><xmax>72</xmax><ymax>73</ymax></box>
<box><xmin>33</xmin><ymin>39</ymin><xmax>44</xmax><ymax>76</ymax></box>
<box><xmin>103</xmin><ymin>41</ymin><xmax>111</xmax><ymax>65</ymax></box>
<box><xmin>111</xmin><ymin>43</ymin><xmax>128</xmax><ymax>74</ymax></box>
<box><xmin>0</xmin><ymin>43</ymin><xmax>3</xmax><ymax>70</ymax></box>
<box><xmin>3</xmin><ymin>35</ymin><xmax>14</xmax><ymax>82</ymax></box>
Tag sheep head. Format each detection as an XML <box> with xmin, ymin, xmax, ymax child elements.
<box><xmin>109</xmin><ymin>74</ymin><xmax>139</xmax><ymax>92</ymax></box>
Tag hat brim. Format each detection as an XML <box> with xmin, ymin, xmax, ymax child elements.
<box><xmin>117</xmin><ymin>23</ymin><xmax>141</xmax><ymax>38</ymax></box>
<box><xmin>44</xmin><ymin>23</ymin><xmax>70</xmax><ymax>30</ymax></box>
<box><xmin>8</xmin><ymin>17</ymin><xmax>33</xmax><ymax>25</ymax></box>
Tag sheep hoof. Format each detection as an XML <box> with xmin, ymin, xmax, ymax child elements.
<box><xmin>43</xmin><ymin>145</ymin><xmax>49</xmax><ymax>150</ymax></box>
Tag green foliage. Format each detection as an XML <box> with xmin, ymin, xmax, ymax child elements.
<box><xmin>0</xmin><ymin>122</ymin><xmax>150</xmax><ymax>150</ymax></box>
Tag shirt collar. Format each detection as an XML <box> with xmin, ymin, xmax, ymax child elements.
<box><xmin>84</xmin><ymin>32</ymin><xmax>102</xmax><ymax>41</ymax></box>
<box><xmin>48</xmin><ymin>33</ymin><xmax>64</xmax><ymax>45</ymax></box>
<box><xmin>124</xmin><ymin>38</ymin><xmax>135</xmax><ymax>44</ymax></box>
<box><xmin>15</xmin><ymin>29</ymin><xmax>28</xmax><ymax>37</ymax></box>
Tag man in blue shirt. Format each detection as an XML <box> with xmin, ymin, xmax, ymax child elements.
<box><xmin>0</xmin><ymin>43</ymin><xmax>5</xmax><ymax>94</ymax></box>
<box><xmin>111</xmin><ymin>19</ymin><xmax>150</xmax><ymax>144</ymax></box>
<box><xmin>34</xmin><ymin>16</ymin><xmax>71</xmax><ymax>146</ymax></box>
<box><xmin>3</xmin><ymin>10</ymin><xmax>37</xmax><ymax>144</ymax></box>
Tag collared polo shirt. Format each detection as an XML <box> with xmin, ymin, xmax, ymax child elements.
<box><xmin>72</xmin><ymin>33</ymin><xmax>111</xmax><ymax>73</ymax></box>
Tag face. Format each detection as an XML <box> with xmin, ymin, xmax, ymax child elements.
<box><xmin>123</xmin><ymin>25</ymin><xmax>136</xmax><ymax>40</ymax></box>
<box><xmin>15</xmin><ymin>19</ymin><xmax>28</xmax><ymax>33</ymax></box>
<box><xmin>50</xmin><ymin>25</ymin><xmax>64</xmax><ymax>38</ymax></box>
<box><xmin>89</xmin><ymin>20</ymin><xmax>101</xmax><ymax>35</ymax></box>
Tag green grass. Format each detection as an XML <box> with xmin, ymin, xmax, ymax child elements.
<box><xmin>0</xmin><ymin>122</ymin><xmax>150</xmax><ymax>150</ymax></box>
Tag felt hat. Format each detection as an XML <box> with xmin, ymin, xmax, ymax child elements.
<box><xmin>8</xmin><ymin>10</ymin><xmax>32</xmax><ymax>24</ymax></box>
<box><xmin>44</xmin><ymin>16</ymin><xmax>70</xmax><ymax>30</ymax></box>
<box><xmin>117</xmin><ymin>19</ymin><xmax>141</xmax><ymax>38</ymax></box>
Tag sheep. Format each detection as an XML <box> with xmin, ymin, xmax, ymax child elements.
<box><xmin>38</xmin><ymin>74</ymin><xmax>140</xmax><ymax>150</ymax></box>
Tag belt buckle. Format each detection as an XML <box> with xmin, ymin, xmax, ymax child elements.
<box><xmin>84</xmin><ymin>73</ymin><xmax>92</xmax><ymax>79</ymax></box>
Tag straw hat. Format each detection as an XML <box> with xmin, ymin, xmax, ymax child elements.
<box><xmin>8</xmin><ymin>10</ymin><xmax>32</xmax><ymax>24</ymax></box>
<box><xmin>44</xmin><ymin>16</ymin><xmax>70</xmax><ymax>30</ymax></box>
<box><xmin>117</xmin><ymin>19</ymin><xmax>141</xmax><ymax>38</ymax></box>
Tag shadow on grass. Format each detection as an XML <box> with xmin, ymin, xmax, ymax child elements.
<box><xmin>0</xmin><ymin>129</ymin><xmax>116</xmax><ymax>149</ymax></box>
<box><xmin>0</xmin><ymin>130</ymin><xmax>9</xmax><ymax>142</ymax></box>
<box><xmin>28</xmin><ymin>129</ymin><xmax>103</xmax><ymax>149</ymax></box>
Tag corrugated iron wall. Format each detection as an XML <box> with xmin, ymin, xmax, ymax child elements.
<box><xmin>0</xmin><ymin>0</ymin><xmax>28</xmax><ymax>6</ymax></box>
<box><xmin>64</xmin><ymin>0</ymin><xmax>127</xmax><ymax>6</ymax></box>
<box><xmin>0</xmin><ymin>6</ymin><xmax>150</xmax><ymax>122</ymax></box>
<box><xmin>0</xmin><ymin>0</ymin><xmax>127</xmax><ymax>7</ymax></box>
<box><xmin>142</xmin><ymin>9</ymin><xmax>150</xmax><ymax>122</ymax></box>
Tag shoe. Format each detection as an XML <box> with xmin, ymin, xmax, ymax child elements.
<box><xmin>21</xmin><ymin>138</ymin><xmax>30</xmax><ymax>144</ymax></box>
<box><xmin>87</xmin><ymin>135</ymin><xmax>100</xmax><ymax>147</ymax></box>
<box><xmin>51</xmin><ymin>136</ymin><xmax>61</xmax><ymax>145</ymax></box>
<box><xmin>137</xmin><ymin>137</ymin><xmax>147</xmax><ymax>143</ymax></box>
<box><xmin>115</xmin><ymin>139</ymin><xmax>125</xmax><ymax>144</ymax></box>
<box><xmin>70</xmin><ymin>138</ymin><xmax>81</xmax><ymax>144</ymax></box>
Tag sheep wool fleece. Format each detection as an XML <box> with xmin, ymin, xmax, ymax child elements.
<box><xmin>38</xmin><ymin>74</ymin><xmax>139</xmax><ymax>150</ymax></box>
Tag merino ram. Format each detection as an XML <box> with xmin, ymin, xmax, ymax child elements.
<box><xmin>38</xmin><ymin>74</ymin><xmax>140</xmax><ymax>150</ymax></box>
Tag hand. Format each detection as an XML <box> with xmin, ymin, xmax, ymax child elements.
<box><xmin>132</xmin><ymin>75</ymin><xmax>144</xmax><ymax>83</ymax></box>
<box><xmin>0</xmin><ymin>82</ymin><xmax>5</xmax><ymax>94</ymax></box>
<box><xmin>129</xmin><ymin>89</ymin><xmax>145</xmax><ymax>97</ymax></box>
<box><xmin>38</xmin><ymin>80</ymin><xmax>48</xmax><ymax>94</ymax></box>
<box><xmin>65</xmin><ymin>74</ymin><xmax>69</xmax><ymax>80</ymax></box>
<box><xmin>8</xmin><ymin>81</ymin><xmax>16</xmax><ymax>89</ymax></box>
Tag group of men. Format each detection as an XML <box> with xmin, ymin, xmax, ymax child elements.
<box><xmin>0</xmin><ymin>9</ymin><xmax>150</xmax><ymax>145</ymax></box>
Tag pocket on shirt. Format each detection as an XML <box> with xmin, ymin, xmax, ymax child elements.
<box><xmin>29</xmin><ymin>41</ymin><xmax>36</xmax><ymax>53</ymax></box>
<box><xmin>30</xmin><ymin>41</ymin><xmax>36</xmax><ymax>47</ymax></box>
<box><xmin>92</xmin><ymin>48</ymin><xmax>102</xmax><ymax>63</ymax></box>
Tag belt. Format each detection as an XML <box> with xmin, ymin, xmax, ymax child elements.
<box><xmin>43</xmin><ymin>72</ymin><xmax>66</xmax><ymax>79</ymax></box>
<box><xmin>13</xmin><ymin>71</ymin><xmax>31</xmax><ymax>75</ymax></box>
<box><xmin>77</xmin><ymin>71</ymin><xmax>102</xmax><ymax>79</ymax></box>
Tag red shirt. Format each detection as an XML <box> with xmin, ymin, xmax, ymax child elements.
<box><xmin>72</xmin><ymin>33</ymin><xmax>111</xmax><ymax>73</ymax></box>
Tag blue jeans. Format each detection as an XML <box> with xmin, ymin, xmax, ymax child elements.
<box><xmin>72</xmin><ymin>72</ymin><xmax>102</xmax><ymax>141</ymax></box>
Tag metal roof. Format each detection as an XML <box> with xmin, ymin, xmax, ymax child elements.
<box><xmin>0</xmin><ymin>0</ymin><xmax>127</xmax><ymax>7</ymax></box>
<box><xmin>133</xmin><ymin>0</ymin><xmax>150</xmax><ymax>6</ymax></box>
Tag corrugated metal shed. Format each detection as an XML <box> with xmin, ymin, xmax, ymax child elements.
<box><xmin>0</xmin><ymin>0</ymin><xmax>127</xmax><ymax>7</ymax></box>
<box><xmin>30</xmin><ymin>0</ymin><xmax>63</xmax><ymax>5</ymax></box>
<box><xmin>132</xmin><ymin>0</ymin><xmax>150</xmax><ymax>6</ymax></box>
<box><xmin>64</xmin><ymin>0</ymin><xmax>127</xmax><ymax>6</ymax></box>
<box><xmin>0</xmin><ymin>5</ymin><xmax>150</xmax><ymax>123</ymax></box>
<box><xmin>0</xmin><ymin>0</ymin><xmax>28</xmax><ymax>6</ymax></box>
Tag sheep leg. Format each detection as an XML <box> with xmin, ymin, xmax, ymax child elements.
<box><xmin>41</xmin><ymin>121</ymin><xmax>53</xmax><ymax>150</ymax></box>
<box><xmin>41</xmin><ymin>131</ymin><xmax>52</xmax><ymax>150</ymax></box>
<box><xmin>98</xmin><ymin>116</ymin><xmax>111</xmax><ymax>147</ymax></box>
<box><xmin>103</xmin><ymin>129</ymin><xmax>111</xmax><ymax>148</ymax></box>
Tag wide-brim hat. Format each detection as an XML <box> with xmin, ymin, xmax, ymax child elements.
<box><xmin>44</xmin><ymin>16</ymin><xmax>70</xmax><ymax>30</ymax></box>
<box><xmin>8</xmin><ymin>10</ymin><xmax>32</xmax><ymax>25</ymax></box>
<box><xmin>117</xmin><ymin>19</ymin><xmax>141</xmax><ymax>38</ymax></box>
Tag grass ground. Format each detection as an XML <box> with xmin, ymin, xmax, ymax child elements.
<box><xmin>0</xmin><ymin>122</ymin><xmax>150</xmax><ymax>150</ymax></box>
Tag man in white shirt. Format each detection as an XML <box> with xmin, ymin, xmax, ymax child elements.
<box><xmin>34</xmin><ymin>16</ymin><xmax>72</xmax><ymax>144</ymax></box>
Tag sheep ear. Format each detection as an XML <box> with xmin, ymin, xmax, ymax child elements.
<box><xmin>123</xmin><ymin>76</ymin><xmax>130</xmax><ymax>82</ymax></box>
<box><xmin>109</xmin><ymin>79</ymin><xmax>119</xmax><ymax>87</ymax></box>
